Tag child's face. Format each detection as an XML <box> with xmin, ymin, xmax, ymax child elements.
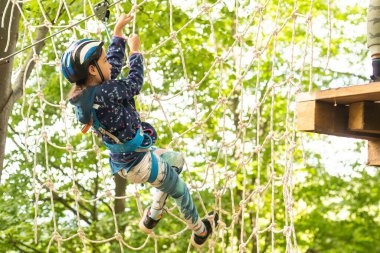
<box><xmin>87</xmin><ymin>49</ymin><xmax>112</xmax><ymax>86</ymax></box>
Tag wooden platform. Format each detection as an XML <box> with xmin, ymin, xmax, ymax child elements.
<box><xmin>296</xmin><ymin>82</ymin><xmax>380</xmax><ymax>166</ymax></box>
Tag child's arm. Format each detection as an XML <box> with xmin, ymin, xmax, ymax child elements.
<box><xmin>100</xmin><ymin>34</ymin><xmax>143</xmax><ymax>101</ymax></box>
<box><xmin>123</xmin><ymin>34</ymin><xmax>143</xmax><ymax>95</ymax></box>
<box><xmin>107</xmin><ymin>14</ymin><xmax>134</xmax><ymax>79</ymax></box>
<box><xmin>113</xmin><ymin>49</ymin><xmax>144</xmax><ymax>99</ymax></box>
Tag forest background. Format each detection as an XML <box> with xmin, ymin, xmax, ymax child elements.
<box><xmin>0</xmin><ymin>0</ymin><xmax>379</xmax><ymax>252</ymax></box>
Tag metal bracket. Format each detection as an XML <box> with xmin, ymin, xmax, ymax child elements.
<box><xmin>94</xmin><ymin>0</ymin><xmax>110</xmax><ymax>22</ymax></box>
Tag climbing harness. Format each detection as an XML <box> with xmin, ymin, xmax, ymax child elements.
<box><xmin>81</xmin><ymin>103</ymin><xmax>158</xmax><ymax>183</ymax></box>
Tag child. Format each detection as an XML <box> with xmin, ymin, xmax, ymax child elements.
<box><xmin>61</xmin><ymin>13</ymin><xmax>218</xmax><ymax>247</ymax></box>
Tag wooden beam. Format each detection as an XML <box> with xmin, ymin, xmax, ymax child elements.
<box><xmin>368</xmin><ymin>140</ymin><xmax>380</xmax><ymax>166</ymax></box>
<box><xmin>297</xmin><ymin>100</ymin><xmax>380</xmax><ymax>140</ymax></box>
<box><xmin>297</xmin><ymin>82</ymin><xmax>380</xmax><ymax>105</ymax></box>
<box><xmin>348</xmin><ymin>101</ymin><xmax>380</xmax><ymax>134</ymax></box>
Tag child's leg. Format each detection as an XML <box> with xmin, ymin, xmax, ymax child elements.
<box><xmin>150</xmin><ymin>157</ymin><xmax>204</xmax><ymax>233</ymax></box>
<box><xmin>125</xmin><ymin>150</ymin><xmax>205</xmax><ymax>234</ymax></box>
<box><xmin>150</xmin><ymin>149</ymin><xmax>184</xmax><ymax>217</ymax></box>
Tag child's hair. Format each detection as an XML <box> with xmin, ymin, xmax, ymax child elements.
<box><xmin>67</xmin><ymin>84</ymin><xmax>84</xmax><ymax>100</ymax></box>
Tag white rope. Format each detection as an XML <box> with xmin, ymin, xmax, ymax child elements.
<box><xmin>4</xmin><ymin>0</ymin><xmax>329</xmax><ymax>251</ymax></box>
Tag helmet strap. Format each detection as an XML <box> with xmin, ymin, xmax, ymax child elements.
<box><xmin>93</xmin><ymin>61</ymin><xmax>105</xmax><ymax>82</ymax></box>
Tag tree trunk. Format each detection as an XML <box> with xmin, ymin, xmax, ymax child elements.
<box><xmin>0</xmin><ymin>1</ymin><xmax>21</xmax><ymax>182</ymax></box>
<box><xmin>114</xmin><ymin>173</ymin><xmax>127</xmax><ymax>214</ymax></box>
<box><xmin>0</xmin><ymin>1</ymin><xmax>49</xmax><ymax>182</ymax></box>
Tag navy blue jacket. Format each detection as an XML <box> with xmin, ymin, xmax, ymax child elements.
<box><xmin>70</xmin><ymin>36</ymin><xmax>146</xmax><ymax>173</ymax></box>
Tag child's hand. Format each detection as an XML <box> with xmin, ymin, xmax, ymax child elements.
<box><xmin>128</xmin><ymin>34</ymin><xmax>140</xmax><ymax>52</ymax></box>
<box><xmin>114</xmin><ymin>14</ymin><xmax>134</xmax><ymax>37</ymax></box>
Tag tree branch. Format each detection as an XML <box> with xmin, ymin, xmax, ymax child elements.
<box><xmin>8</xmin><ymin>235</ymin><xmax>43</xmax><ymax>253</ymax></box>
<box><xmin>12</xmin><ymin>25</ymin><xmax>49</xmax><ymax>100</ymax></box>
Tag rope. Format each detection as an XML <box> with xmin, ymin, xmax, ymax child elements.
<box><xmin>3</xmin><ymin>0</ymin><xmax>326</xmax><ymax>251</ymax></box>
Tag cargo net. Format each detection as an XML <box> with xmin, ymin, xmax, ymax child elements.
<box><xmin>2</xmin><ymin>0</ymin><xmax>325</xmax><ymax>252</ymax></box>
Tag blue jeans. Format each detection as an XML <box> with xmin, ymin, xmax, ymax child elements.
<box><xmin>118</xmin><ymin>149</ymin><xmax>203</xmax><ymax>231</ymax></box>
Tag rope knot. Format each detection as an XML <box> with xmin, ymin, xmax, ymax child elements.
<box><xmin>170</xmin><ymin>32</ymin><xmax>177</xmax><ymax>41</ymax></box>
<box><xmin>254</xmin><ymin>145</ymin><xmax>262</xmax><ymax>153</ymax></box>
<box><xmin>238</xmin><ymin>121</ymin><xmax>247</xmax><ymax>130</ymax></box>
<box><xmin>234</xmin><ymin>33</ymin><xmax>243</xmax><ymax>43</ymax></box>
<box><xmin>239</xmin><ymin>243</ymin><xmax>247</xmax><ymax>251</ymax></box>
<box><xmin>59</xmin><ymin>101</ymin><xmax>66</xmax><ymax>109</ymax></box>
<box><xmin>92</xmin><ymin>144</ymin><xmax>100</xmax><ymax>152</ymax></box>
<box><xmin>272</xmin><ymin>28</ymin><xmax>279</xmax><ymax>36</ymax></box>
<box><xmin>52</xmin><ymin>231</ymin><xmax>62</xmax><ymax>241</ymax></box>
<box><xmin>232</xmin><ymin>213</ymin><xmax>239</xmax><ymax>224</ymax></box>
<box><xmin>55</xmin><ymin>57</ymin><xmax>60</xmax><ymax>67</ymax></box>
<box><xmin>66</xmin><ymin>144</ymin><xmax>73</xmax><ymax>152</ymax></box>
<box><xmin>46</xmin><ymin>180</ymin><xmax>54</xmax><ymax>191</ymax></box>
<box><xmin>207</xmin><ymin>161</ymin><xmax>215</xmax><ymax>168</ymax></box>
<box><xmin>218</xmin><ymin>96</ymin><xmax>227</xmax><ymax>104</ymax></box>
<box><xmin>208</xmin><ymin>239</ymin><xmax>216</xmax><ymax>248</ymax></box>
<box><xmin>214</xmin><ymin>56</ymin><xmax>224</xmax><ymax>63</ymax></box>
<box><xmin>218</xmin><ymin>220</ymin><xmax>226</xmax><ymax>229</ymax></box>
<box><xmin>283</xmin><ymin>225</ymin><xmax>291</xmax><ymax>237</ymax></box>
<box><xmin>152</xmin><ymin>93</ymin><xmax>160</xmax><ymax>101</ymax></box>
<box><xmin>306</xmin><ymin>13</ymin><xmax>312</xmax><ymax>22</ymax></box>
<box><xmin>37</xmin><ymin>90</ymin><xmax>44</xmax><ymax>100</ymax></box>
<box><xmin>71</xmin><ymin>186</ymin><xmax>79</xmax><ymax>195</ymax></box>
<box><xmin>41</xmin><ymin>131</ymin><xmax>48</xmax><ymax>140</ymax></box>
<box><xmin>190</xmin><ymin>182</ymin><xmax>200</xmax><ymax>189</ymax></box>
<box><xmin>186</xmin><ymin>82</ymin><xmax>196</xmax><ymax>91</ymax></box>
<box><xmin>131</xmin><ymin>4</ymin><xmax>139</xmax><ymax>15</ymax></box>
<box><xmin>201</xmin><ymin>4</ymin><xmax>212</xmax><ymax>13</ymax></box>
<box><xmin>33</xmin><ymin>54</ymin><xmax>40</xmax><ymax>62</ymax></box>
<box><xmin>77</xmin><ymin>229</ymin><xmax>85</xmax><ymax>240</ymax></box>
<box><xmin>115</xmin><ymin>233</ymin><xmax>123</xmax><ymax>241</ymax></box>
<box><xmin>291</xmin><ymin>9</ymin><xmax>299</xmax><ymax>20</ymax></box>
<box><xmin>255</xmin><ymin>5</ymin><xmax>264</xmax><ymax>12</ymax></box>
<box><xmin>238</xmin><ymin>159</ymin><xmax>245</xmax><ymax>168</ymax></box>
<box><xmin>105</xmin><ymin>189</ymin><xmax>113</xmax><ymax>198</ymax></box>
<box><xmin>214</xmin><ymin>190</ymin><xmax>223</xmax><ymax>198</ymax></box>
<box><xmin>257</xmin><ymin>185</ymin><xmax>265</xmax><ymax>193</ymax></box>
<box><xmin>44</xmin><ymin>20</ymin><xmax>52</xmax><ymax>28</ymax></box>
<box><xmin>254</xmin><ymin>50</ymin><xmax>261</xmax><ymax>58</ymax></box>
<box><xmin>24</xmin><ymin>21</ymin><xmax>31</xmax><ymax>29</ymax></box>
<box><xmin>225</xmin><ymin>171</ymin><xmax>235</xmax><ymax>180</ymax></box>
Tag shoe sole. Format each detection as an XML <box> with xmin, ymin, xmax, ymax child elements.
<box><xmin>190</xmin><ymin>212</ymin><xmax>218</xmax><ymax>249</ymax></box>
<box><xmin>139</xmin><ymin>208</ymin><xmax>153</xmax><ymax>234</ymax></box>
<box><xmin>190</xmin><ymin>233</ymin><xmax>208</xmax><ymax>249</ymax></box>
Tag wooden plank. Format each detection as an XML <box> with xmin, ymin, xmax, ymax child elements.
<box><xmin>297</xmin><ymin>100</ymin><xmax>380</xmax><ymax>140</ymax></box>
<box><xmin>296</xmin><ymin>82</ymin><xmax>380</xmax><ymax>104</ymax></box>
<box><xmin>348</xmin><ymin>102</ymin><xmax>364</xmax><ymax>130</ymax></box>
<box><xmin>349</xmin><ymin>101</ymin><xmax>380</xmax><ymax>134</ymax></box>
<box><xmin>368</xmin><ymin>140</ymin><xmax>380</xmax><ymax>166</ymax></box>
<box><xmin>296</xmin><ymin>101</ymin><xmax>316</xmax><ymax>131</ymax></box>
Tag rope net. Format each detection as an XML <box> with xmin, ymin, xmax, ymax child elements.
<box><xmin>4</xmin><ymin>0</ymin><xmax>324</xmax><ymax>252</ymax></box>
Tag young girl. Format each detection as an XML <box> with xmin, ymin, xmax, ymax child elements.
<box><xmin>61</xmin><ymin>13</ymin><xmax>217</xmax><ymax>247</ymax></box>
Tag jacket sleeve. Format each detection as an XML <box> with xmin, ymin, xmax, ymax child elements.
<box><xmin>98</xmin><ymin>53</ymin><xmax>144</xmax><ymax>102</ymax></box>
<box><xmin>106</xmin><ymin>36</ymin><xmax>126</xmax><ymax>79</ymax></box>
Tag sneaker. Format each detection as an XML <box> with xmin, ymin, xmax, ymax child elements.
<box><xmin>370</xmin><ymin>75</ymin><xmax>380</xmax><ymax>82</ymax></box>
<box><xmin>191</xmin><ymin>212</ymin><xmax>219</xmax><ymax>248</ymax></box>
<box><xmin>139</xmin><ymin>207</ymin><xmax>163</xmax><ymax>234</ymax></box>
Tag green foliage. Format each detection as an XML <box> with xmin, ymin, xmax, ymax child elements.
<box><xmin>1</xmin><ymin>0</ymin><xmax>379</xmax><ymax>253</ymax></box>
